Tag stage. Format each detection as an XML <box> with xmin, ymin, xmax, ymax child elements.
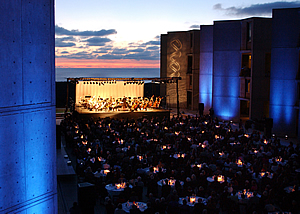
<box><xmin>74</xmin><ymin>106</ymin><xmax>170</xmax><ymax>120</ymax></box>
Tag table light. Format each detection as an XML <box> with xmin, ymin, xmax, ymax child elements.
<box><xmin>189</xmin><ymin>196</ymin><xmax>196</xmax><ymax>203</ymax></box>
<box><xmin>103</xmin><ymin>170</ymin><xmax>110</xmax><ymax>175</ymax></box>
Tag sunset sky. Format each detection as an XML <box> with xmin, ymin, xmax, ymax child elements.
<box><xmin>55</xmin><ymin>0</ymin><xmax>300</xmax><ymax>68</ymax></box>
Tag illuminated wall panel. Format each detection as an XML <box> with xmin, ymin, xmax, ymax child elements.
<box><xmin>212</xmin><ymin>21</ymin><xmax>241</xmax><ymax>121</ymax></box>
<box><xmin>0</xmin><ymin>1</ymin><xmax>57</xmax><ymax>213</ymax></box>
<box><xmin>0</xmin><ymin>1</ymin><xmax>23</xmax><ymax>107</ymax></box>
<box><xmin>213</xmin><ymin>97</ymin><xmax>240</xmax><ymax>120</ymax></box>
<box><xmin>165</xmin><ymin>32</ymin><xmax>189</xmax><ymax>109</ymax></box>
<box><xmin>199</xmin><ymin>25</ymin><xmax>213</xmax><ymax>114</ymax></box>
<box><xmin>270</xmin><ymin>8</ymin><xmax>300</xmax><ymax>137</ymax></box>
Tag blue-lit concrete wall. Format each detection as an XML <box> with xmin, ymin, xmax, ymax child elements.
<box><xmin>199</xmin><ymin>25</ymin><xmax>213</xmax><ymax>114</ymax></box>
<box><xmin>270</xmin><ymin>8</ymin><xmax>300</xmax><ymax>137</ymax></box>
<box><xmin>0</xmin><ymin>1</ymin><xmax>57</xmax><ymax>213</ymax></box>
<box><xmin>213</xmin><ymin>21</ymin><xmax>241</xmax><ymax>121</ymax></box>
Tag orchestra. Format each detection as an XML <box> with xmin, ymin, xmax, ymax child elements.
<box><xmin>78</xmin><ymin>95</ymin><xmax>163</xmax><ymax>112</ymax></box>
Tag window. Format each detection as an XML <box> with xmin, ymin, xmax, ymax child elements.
<box><xmin>187</xmin><ymin>56</ymin><xmax>192</xmax><ymax>74</ymax></box>
<box><xmin>190</xmin><ymin>33</ymin><xmax>193</xmax><ymax>48</ymax></box>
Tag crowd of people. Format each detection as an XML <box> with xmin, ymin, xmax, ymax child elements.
<box><xmin>78</xmin><ymin>95</ymin><xmax>163</xmax><ymax>112</ymax></box>
<box><xmin>61</xmin><ymin>112</ymin><xmax>300</xmax><ymax>214</ymax></box>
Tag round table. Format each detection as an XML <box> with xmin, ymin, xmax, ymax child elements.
<box><xmin>122</xmin><ymin>202</ymin><xmax>147</xmax><ymax>213</ymax></box>
<box><xmin>179</xmin><ymin>196</ymin><xmax>207</xmax><ymax>206</ymax></box>
<box><xmin>157</xmin><ymin>178</ymin><xmax>183</xmax><ymax>187</ymax></box>
<box><xmin>105</xmin><ymin>183</ymin><xmax>132</xmax><ymax>197</ymax></box>
<box><xmin>207</xmin><ymin>175</ymin><xmax>229</xmax><ymax>183</ymax></box>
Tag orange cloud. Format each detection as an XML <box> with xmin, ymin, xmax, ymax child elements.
<box><xmin>55</xmin><ymin>58</ymin><xmax>159</xmax><ymax>68</ymax></box>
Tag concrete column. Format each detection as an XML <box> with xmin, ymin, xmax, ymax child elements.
<box><xmin>0</xmin><ymin>1</ymin><xmax>57</xmax><ymax>213</ymax></box>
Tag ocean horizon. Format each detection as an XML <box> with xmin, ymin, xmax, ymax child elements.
<box><xmin>55</xmin><ymin>68</ymin><xmax>160</xmax><ymax>82</ymax></box>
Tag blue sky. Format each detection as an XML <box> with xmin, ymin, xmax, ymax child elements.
<box><xmin>55</xmin><ymin>0</ymin><xmax>300</xmax><ymax>68</ymax></box>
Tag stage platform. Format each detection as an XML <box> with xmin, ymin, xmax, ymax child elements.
<box><xmin>74</xmin><ymin>107</ymin><xmax>170</xmax><ymax>120</ymax></box>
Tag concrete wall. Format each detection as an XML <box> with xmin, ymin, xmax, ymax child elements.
<box><xmin>0</xmin><ymin>1</ymin><xmax>57</xmax><ymax>213</ymax></box>
<box><xmin>199</xmin><ymin>25</ymin><xmax>213</xmax><ymax>114</ymax></box>
<box><xmin>191</xmin><ymin>30</ymin><xmax>200</xmax><ymax>110</ymax></box>
<box><xmin>160</xmin><ymin>34</ymin><xmax>168</xmax><ymax>101</ymax></box>
<box><xmin>160</xmin><ymin>31</ymin><xmax>200</xmax><ymax>110</ymax></box>
<box><xmin>250</xmin><ymin>18</ymin><xmax>272</xmax><ymax>120</ymax></box>
<box><xmin>164</xmin><ymin>32</ymin><xmax>189</xmax><ymax>109</ymax></box>
<box><xmin>270</xmin><ymin>8</ymin><xmax>300</xmax><ymax>137</ymax></box>
<box><xmin>213</xmin><ymin>21</ymin><xmax>241</xmax><ymax>121</ymax></box>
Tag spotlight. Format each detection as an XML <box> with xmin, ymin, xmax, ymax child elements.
<box><xmin>285</xmin><ymin>135</ymin><xmax>288</xmax><ymax>140</ymax></box>
<box><xmin>124</xmin><ymin>82</ymin><xmax>126</xmax><ymax>85</ymax></box>
<box><xmin>272</xmin><ymin>133</ymin><xmax>275</xmax><ymax>138</ymax></box>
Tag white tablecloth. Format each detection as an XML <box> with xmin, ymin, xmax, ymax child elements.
<box><xmin>122</xmin><ymin>202</ymin><xmax>147</xmax><ymax>213</ymax></box>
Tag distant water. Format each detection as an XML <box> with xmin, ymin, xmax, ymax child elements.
<box><xmin>55</xmin><ymin>68</ymin><xmax>160</xmax><ymax>82</ymax></box>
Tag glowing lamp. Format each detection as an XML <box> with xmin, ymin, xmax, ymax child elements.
<box><xmin>189</xmin><ymin>196</ymin><xmax>196</xmax><ymax>203</ymax></box>
<box><xmin>168</xmin><ymin>179</ymin><xmax>176</xmax><ymax>186</ymax></box>
<box><xmin>217</xmin><ymin>175</ymin><xmax>225</xmax><ymax>182</ymax></box>
<box><xmin>237</xmin><ymin>159</ymin><xmax>243</xmax><ymax>166</ymax></box>
<box><xmin>246</xmin><ymin>192</ymin><xmax>253</xmax><ymax>198</ymax></box>
<box><xmin>153</xmin><ymin>167</ymin><xmax>159</xmax><ymax>173</ymax></box>
<box><xmin>115</xmin><ymin>182</ymin><xmax>126</xmax><ymax>189</ymax></box>
<box><xmin>98</xmin><ymin>157</ymin><xmax>104</xmax><ymax>161</ymax></box>
<box><xmin>103</xmin><ymin>170</ymin><xmax>110</xmax><ymax>175</ymax></box>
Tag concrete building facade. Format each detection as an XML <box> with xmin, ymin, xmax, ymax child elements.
<box><xmin>211</xmin><ymin>18</ymin><xmax>272</xmax><ymax>122</ymax></box>
<box><xmin>269</xmin><ymin>7</ymin><xmax>300</xmax><ymax>137</ymax></box>
<box><xmin>160</xmin><ymin>30</ymin><xmax>200</xmax><ymax>111</ymax></box>
<box><xmin>0</xmin><ymin>1</ymin><xmax>57</xmax><ymax>213</ymax></box>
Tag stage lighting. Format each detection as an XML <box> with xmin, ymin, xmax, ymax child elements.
<box><xmin>285</xmin><ymin>135</ymin><xmax>288</xmax><ymax>140</ymax></box>
<box><xmin>124</xmin><ymin>82</ymin><xmax>126</xmax><ymax>85</ymax></box>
